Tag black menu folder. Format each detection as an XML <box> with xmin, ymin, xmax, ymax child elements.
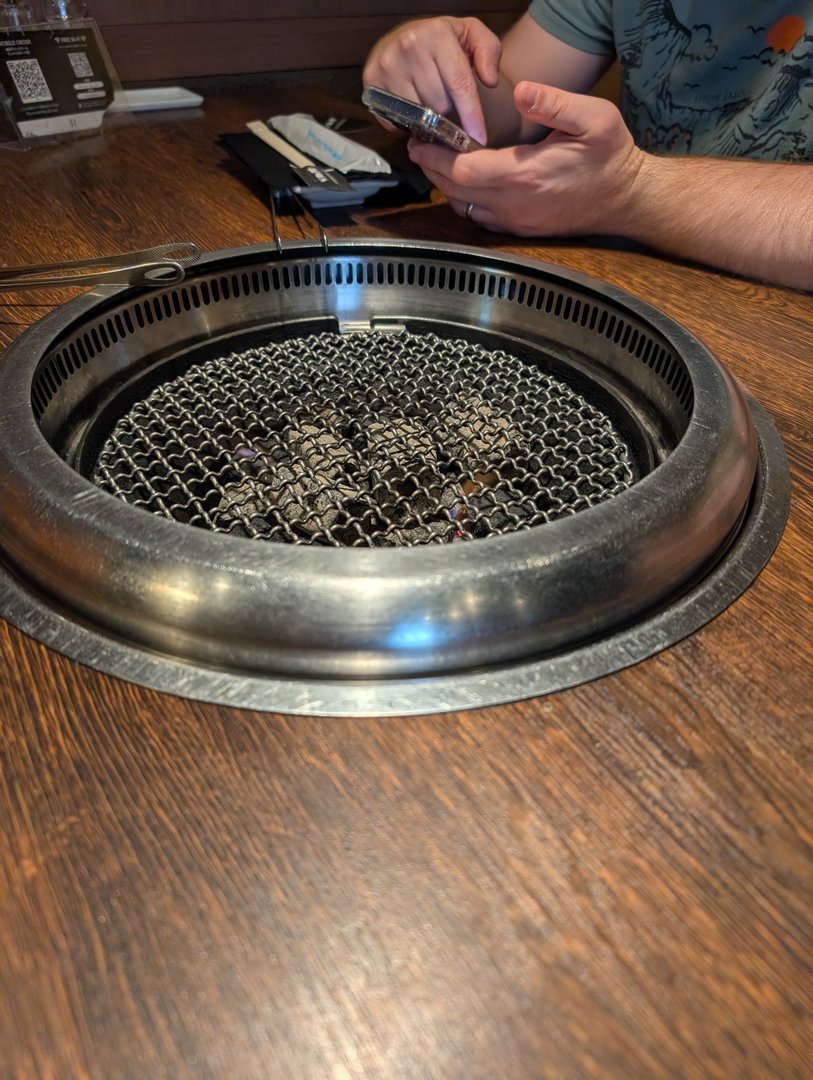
<box><xmin>219</xmin><ymin>132</ymin><xmax>299</xmax><ymax>199</ymax></box>
<box><xmin>219</xmin><ymin>131</ymin><xmax>431</xmax><ymax>209</ymax></box>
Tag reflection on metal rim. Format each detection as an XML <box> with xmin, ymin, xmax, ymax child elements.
<box><xmin>0</xmin><ymin>399</ymin><xmax>789</xmax><ymax>716</ymax></box>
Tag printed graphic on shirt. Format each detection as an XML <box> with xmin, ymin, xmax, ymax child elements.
<box><xmin>617</xmin><ymin>1</ymin><xmax>813</xmax><ymax>160</ymax></box>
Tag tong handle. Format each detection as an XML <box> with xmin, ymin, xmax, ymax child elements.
<box><xmin>270</xmin><ymin>193</ymin><xmax>328</xmax><ymax>254</ymax></box>
<box><xmin>0</xmin><ymin>242</ymin><xmax>201</xmax><ymax>289</ymax></box>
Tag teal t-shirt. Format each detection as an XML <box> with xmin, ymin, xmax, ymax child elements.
<box><xmin>527</xmin><ymin>0</ymin><xmax>813</xmax><ymax>160</ymax></box>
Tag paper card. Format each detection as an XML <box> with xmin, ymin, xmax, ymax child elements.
<box><xmin>0</xmin><ymin>19</ymin><xmax>116</xmax><ymax>139</ymax></box>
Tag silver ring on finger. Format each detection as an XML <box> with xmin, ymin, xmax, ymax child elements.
<box><xmin>465</xmin><ymin>201</ymin><xmax>475</xmax><ymax>222</ymax></box>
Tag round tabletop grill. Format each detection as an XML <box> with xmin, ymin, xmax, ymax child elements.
<box><xmin>0</xmin><ymin>241</ymin><xmax>789</xmax><ymax>716</ymax></box>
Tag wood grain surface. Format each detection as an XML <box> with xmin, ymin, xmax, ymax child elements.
<box><xmin>0</xmin><ymin>70</ymin><xmax>811</xmax><ymax>1080</ymax></box>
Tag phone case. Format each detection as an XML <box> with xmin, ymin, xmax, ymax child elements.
<box><xmin>362</xmin><ymin>86</ymin><xmax>483</xmax><ymax>152</ymax></box>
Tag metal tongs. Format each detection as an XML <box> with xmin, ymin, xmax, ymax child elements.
<box><xmin>0</xmin><ymin>242</ymin><xmax>202</xmax><ymax>290</ymax></box>
<box><xmin>270</xmin><ymin>193</ymin><xmax>328</xmax><ymax>254</ymax></box>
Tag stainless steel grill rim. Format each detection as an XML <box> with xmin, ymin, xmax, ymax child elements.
<box><xmin>0</xmin><ymin>241</ymin><xmax>768</xmax><ymax>688</ymax></box>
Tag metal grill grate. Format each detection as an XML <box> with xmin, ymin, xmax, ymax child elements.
<box><xmin>91</xmin><ymin>330</ymin><xmax>636</xmax><ymax>547</ymax></box>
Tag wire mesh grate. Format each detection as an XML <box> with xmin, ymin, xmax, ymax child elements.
<box><xmin>91</xmin><ymin>330</ymin><xmax>636</xmax><ymax>546</ymax></box>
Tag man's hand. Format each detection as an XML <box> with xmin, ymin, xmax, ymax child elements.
<box><xmin>362</xmin><ymin>16</ymin><xmax>502</xmax><ymax>146</ymax></box>
<box><xmin>408</xmin><ymin>80</ymin><xmax>813</xmax><ymax>290</ymax></box>
<box><xmin>407</xmin><ymin>81</ymin><xmax>644</xmax><ymax>237</ymax></box>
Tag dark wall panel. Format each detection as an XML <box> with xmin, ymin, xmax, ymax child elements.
<box><xmin>90</xmin><ymin>2</ymin><xmax>528</xmax><ymax>81</ymax></box>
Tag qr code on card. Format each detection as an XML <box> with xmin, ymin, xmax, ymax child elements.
<box><xmin>6</xmin><ymin>58</ymin><xmax>53</xmax><ymax>104</ymax></box>
<box><xmin>68</xmin><ymin>52</ymin><xmax>94</xmax><ymax>79</ymax></box>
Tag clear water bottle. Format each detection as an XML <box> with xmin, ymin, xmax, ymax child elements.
<box><xmin>0</xmin><ymin>1</ymin><xmax>37</xmax><ymax>27</ymax></box>
<box><xmin>41</xmin><ymin>0</ymin><xmax>89</xmax><ymax>19</ymax></box>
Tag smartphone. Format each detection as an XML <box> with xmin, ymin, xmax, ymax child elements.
<box><xmin>362</xmin><ymin>86</ymin><xmax>484</xmax><ymax>152</ymax></box>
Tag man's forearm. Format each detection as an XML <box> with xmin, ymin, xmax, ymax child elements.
<box><xmin>412</xmin><ymin>78</ymin><xmax>811</xmax><ymax>292</ymax></box>
<box><xmin>624</xmin><ymin>155</ymin><xmax>813</xmax><ymax>291</ymax></box>
<box><xmin>481</xmin><ymin>14</ymin><xmax>610</xmax><ymax>146</ymax></box>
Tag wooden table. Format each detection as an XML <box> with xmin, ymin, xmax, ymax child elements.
<box><xmin>1</xmin><ymin>73</ymin><xmax>811</xmax><ymax>1080</ymax></box>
